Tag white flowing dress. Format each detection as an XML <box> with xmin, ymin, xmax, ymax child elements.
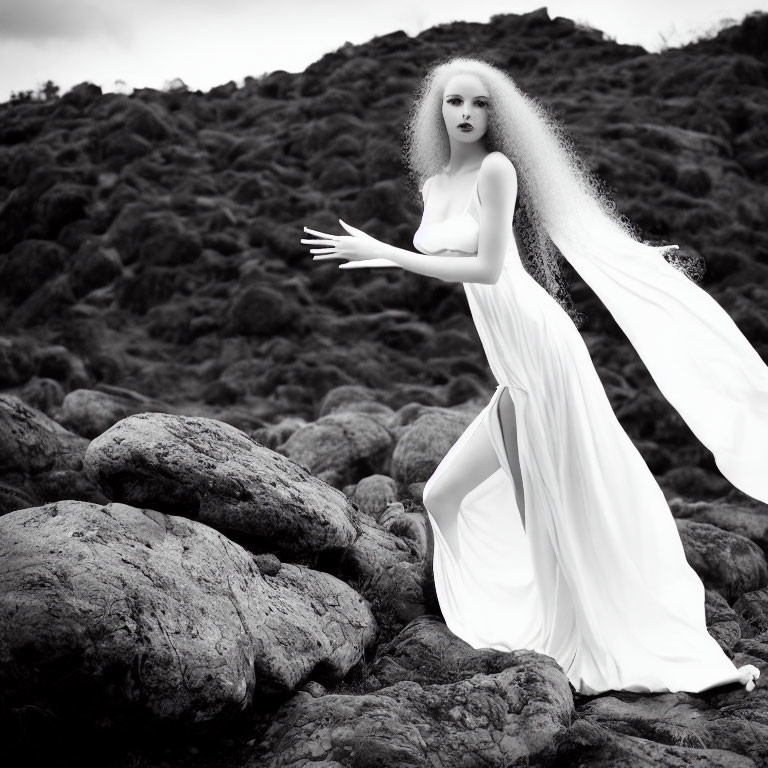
<box><xmin>412</xmin><ymin>171</ymin><xmax>763</xmax><ymax>695</ymax></box>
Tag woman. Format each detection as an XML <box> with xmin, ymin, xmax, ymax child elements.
<box><xmin>301</xmin><ymin>57</ymin><xmax>764</xmax><ymax>695</ymax></box>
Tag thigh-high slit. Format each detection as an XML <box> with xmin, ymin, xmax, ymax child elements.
<box><xmin>422</xmin><ymin>384</ymin><xmax>548</xmax><ymax>655</ymax></box>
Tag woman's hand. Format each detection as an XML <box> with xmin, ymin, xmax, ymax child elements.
<box><xmin>301</xmin><ymin>220</ymin><xmax>396</xmax><ymax>269</ymax></box>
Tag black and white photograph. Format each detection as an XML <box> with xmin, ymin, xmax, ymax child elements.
<box><xmin>1</xmin><ymin>1</ymin><xmax>768</xmax><ymax>766</ymax></box>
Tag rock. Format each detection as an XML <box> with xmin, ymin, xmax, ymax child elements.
<box><xmin>705</xmin><ymin>589</ymin><xmax>741</xmax><ymax>656</ymax></box>
<box><xmin>83</xmin><ymin>411</ymin><xmax>359</xmax><ymax>555</ymax></box>
<box><xmin>58</xmin><ymin>386</ymin><xmax>175</xmax><ymax>439</ymax></box>
<box><xmin>138</xmin><ymin>219</ymin><xmax>202</xmax><ymax>268</ymax></box>
<box><xmin>401</xmin><ymin>480</ymin><xmax>427</xmax><ymax>504</ymax></box>
<box><xmin>382</xmin><ymin>507</ymin><xmax>430</xmax><ymax>560</ymax></box>
<box><xmin>252</xmin><ymin>552</ymin><xmax>282</xmax><ymax>576</ymax></box>
<box><xmin>106</xmin><ymin>206</ymin><xmax>200</xmax><ymax>268</ymax></box>
<box><xmin>670</xmin><ymin>497</ymin><xmax>768</xmax><ymax>556</ymax></box>
<box><xmin>31</xmin><ymin>181</ymin><xmax>91</xmax><ymax>238</ymax></box>
<box><xmin>250</xmin><ymin>415</ymin><xmax>305</xmax><ymax>450</ymax></box>
<box><xmin>0</xmin><ymin>336</ymin><xmax>36</xmax><ymax>387</ymax></box>
<box><xmin>15</xmin><ymin>376</ymin><xmax>66</xmax><ymax>414</ymax></box>
<box><xmin>103</xmin><ymin>128</ymin><xmax>155</xmax><ymax>167</ymax></box>
<box><xmin>115</xmin><ymin>264</ymin><xmax>178</xmax><ymax>313</ymax></box>
<box><xmin>0</xmin><ymin>239</ymin><xmax>67</xmax><ymax>303</ymax></box>
<box><xmin>256</xmin><ymin>69</ymin><xmax>295</xmax><ymax>99</ymax></box>
<box><xmin>387</xmin><ymin>400</ymin><xmax>435</xmax><ymax>430</ymax></box>
<box><xmin>676</xmin><ymin>164</ymin><xmax>712</xmax><ymax>196</ymax></box>
<box><xmin>660</xmin><ymin>467</ymin><xmax>733</xmax><ymax>500</ymax></box>
<box><xmin>733</xmin><ymin>587</ymin><xmax>768</xmax><ymax>639</ymax></box>
<box><xmin>391</xmin><ymin>407</ymin><xmax>476</xmax><ymax>487</ymax></box>
<box><xmin>281</xmin><ymin>411</ymin><xmax>394</xmax><ymax>488</ymax></box>
<box><xmin>317</xmin><ymin>157</ymin><xmax>359</xmax><ymax>191</ymax></box>
<box><xmin>604</xmin><ymin>122</ymin><xmax>731</xmax><ymax>157</ymax></box>
<box><xmin>379</xmin><ymin>500</ymin><xmax>405</xmax><ymax>521</ymax></box>
<box><xmin>562</xmin><ymin>692</ymin><xmax>766</xmax><ymax>766</ymax></box>
<box><xmin>335</xmin><ymin>513</ymin><xmax>429</xmax><ymax>629</ymax></box>
<box><xmin>8</xmin><ymin>273</ymin><xmax>77</xmax><ymax>328</ymax></box>
<box><xmin>228</xmin><ymin>284</ymin><xmax>298</xmax><ymax>336</ymax></box>
<box><xmin>443</xmin><ymin>375</ymin><xmax>491</xmax><ymax>408</ymax></box>
<box><xmin>0</xmin><ymin>481</ymin><xmax>39</xmax><ymax>515</ymax></box>
<box><xmin>348</xmin><ymin>474</ymin><xmax>397</xmax><ymax>520</ymax></box>
<box><xmin>677</xmin><ymin>519</ymin><xmax>768</xmax><ymax>603</ymax></box>
<box><xmin>0</xmin><ymin>395</ymin><xmax>106</xmax><ymax>515</ymax></box>
<box><xmin>352</xmin><ymin>179</ymin><xmax>406</xmax><ymax>224</ymax></box>
<box><xmin>317</xmin><ymin>384</ymin><xmax>395</xmax><ymax>428</ymax></box>
<box><xmin>736</xmin><ymin>629</ymin><xmax>768</xmax><ymax>664</ymax></box>
<box><xmin>34</xmin><ymin>344</ymin><xmax>90</xmax><ymax>388</ymax></box>
<box><xmin>297</xmin><ymin>680</ymin><xmax>328</xmax><ymax>698</ymax></box>
<box><xmin>252</xmin><ymin>615</ymin><xmax>574</xmax><ymax>767</ymax></box>
<box><xmin>60</xmin><ymin>81</ymin><xmax>102</xmax><ymax>109</ymax></box>
<box><xmin>0</xmin><ymin>500</ymin><xmax>377</xmax><ymax>727</ymax></box>
<box><xmin>340</xmin><ymin>399</ymin><xmax>396</xmax><ymax>427</ymax></box>
<box><xmin>629</xmin><ymin>437</ymin><xmax>674</xmax><ymax>474</ymax></box>
<box><xmin>69</xmin><ymin>239</ymin><xmax>123</xmax><ymax>298</ymax></box>
<box><xmin>121</xmin><ymin>100</ymin><xmax>172</xmax><ymax>142</ymax></box>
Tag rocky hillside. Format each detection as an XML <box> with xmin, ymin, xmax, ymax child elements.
<box><xmin>1</xmin><ymin>8</ymin><xmax>768</xmax><ymax>768</ymax></box>
<box><xmin>0</xmin><ymin>9</ymin><xmax>766</xmax><ymax>473</ymax></box>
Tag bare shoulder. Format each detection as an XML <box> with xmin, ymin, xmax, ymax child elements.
<box><xmin>481</xmin><ymin>151</ymin><xmax>516</xmax><ymax>180</ymax></box>
<box><xmin>478</xmin><ymin>152</ymin><xmax>517</xmax><ymax>208</ymax></box>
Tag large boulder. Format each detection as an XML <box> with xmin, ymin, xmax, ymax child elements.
<box><xmin>0</xmin><ymin>394</ymin><xmax>106</xmax><ymax>515</ymax></box>
<box><xmin>0</xmin><ymin>500</ymin><xmax>377</xmax><ymax>728</ymax></box>
<box><xmin>671</xmin><ymin>498</ymin><xmax>768</xmax><ymax>556</ymax></box>
<box><xmin>677</xmin><ymin>519</ymin><xmax>768</xmax><ymax>604</ymax></box>
<box><xmin>84</xmin><ymin>411</ymin><xmax>359</xmax><ymax>555</ymax></box>
<box><xmin>567</xmin><ymin>688</ymin><xmax>768</xmax><ymax>766</ymax></box>
<box><xmin>252</xmin><ymin>616</ymin><xmax>574</xmax><ymax>767</ymax></box>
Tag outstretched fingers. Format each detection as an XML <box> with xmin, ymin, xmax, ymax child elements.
<box><xmin>301</xmin><ymin>240</ymin><xmax>338</xmax><ymax>254</ymax></box>
<box><xmin>338</xmin><ymin>219</ymin><xmax>362</xmax><ymax>236</ymax></box>
<box><xmin>303</xmin><ymin>226</ymin><xmax>338</xmax><ymax>240</ymax></box>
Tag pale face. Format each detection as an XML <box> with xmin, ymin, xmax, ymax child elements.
<box><xmin>441</xmin><ymin>73</ymin><xmax>490</xmax><ymax>144</ymax></box>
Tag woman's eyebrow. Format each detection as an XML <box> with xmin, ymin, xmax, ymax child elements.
<box><xmin>444</xmin><ymin>93</ymin><xmax>490</xmax><ymax>98</ymax></box>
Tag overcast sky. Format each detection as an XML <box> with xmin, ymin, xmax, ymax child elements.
<box><xmin>1</xmin><ymin>0</ymin><xmax>766</xmax><ymax>102</ymax></box>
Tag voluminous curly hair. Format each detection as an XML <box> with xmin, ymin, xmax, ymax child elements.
<box><xmin>402</xmin><ymin>56</ymin><xmax>702</xmax><ymax>328</ymax></box>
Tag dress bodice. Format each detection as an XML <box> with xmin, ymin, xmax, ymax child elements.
<box><xmin>413</xmin><ymin>175</ymin><xmax>481</xmax><ymax>256</ymax></box>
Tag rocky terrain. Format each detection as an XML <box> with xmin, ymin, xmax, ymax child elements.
<box><xmin>1</xmin><ymin>7</ymin><xmax>767</xmax><ymax>767</ymax></box>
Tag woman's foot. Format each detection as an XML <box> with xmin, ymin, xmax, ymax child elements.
<box><xmin>737</xmin><ymin>664</ymin><xmax>760</xmax><ymax>692</ymax></box>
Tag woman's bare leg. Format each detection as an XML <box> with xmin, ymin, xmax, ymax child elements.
<box><xmin>424</xmin><ymin>416</ymin><xmax>501</xmax><ymax>559</ymax></box>
<box><xmin>498</xmin><ymin>386</ymin><xmax>526</xmax><ymax>530</ymax></box>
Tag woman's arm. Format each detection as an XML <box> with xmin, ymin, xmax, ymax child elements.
<box><xmin>337</xmin><ymin>249</ymin><xmax>475</xmax><ymax>270</ymax></box>
<box><xmin>351</xmin><ymin>243</ymin><xmax>492</xmax><ymax>283</ymax></box>
<box><xmin>302</xmin><ymin>153</ymin><xmax>517</xmax><ymax>284</ymax></box>
<box><xmin>362</xmin><ymin>156</ymin><xmax>517</xmax><ymax>284</ymax></box>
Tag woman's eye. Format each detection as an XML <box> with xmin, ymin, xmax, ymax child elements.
<box><xmin>476</xmin><ymin>100</ymin><xmax>488</xmax><ymax>108</ymax></box>
<box><xmin>447</xmin><ymin>97</ymin><xmax>461</xmax><ymax>105</ymax></box>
